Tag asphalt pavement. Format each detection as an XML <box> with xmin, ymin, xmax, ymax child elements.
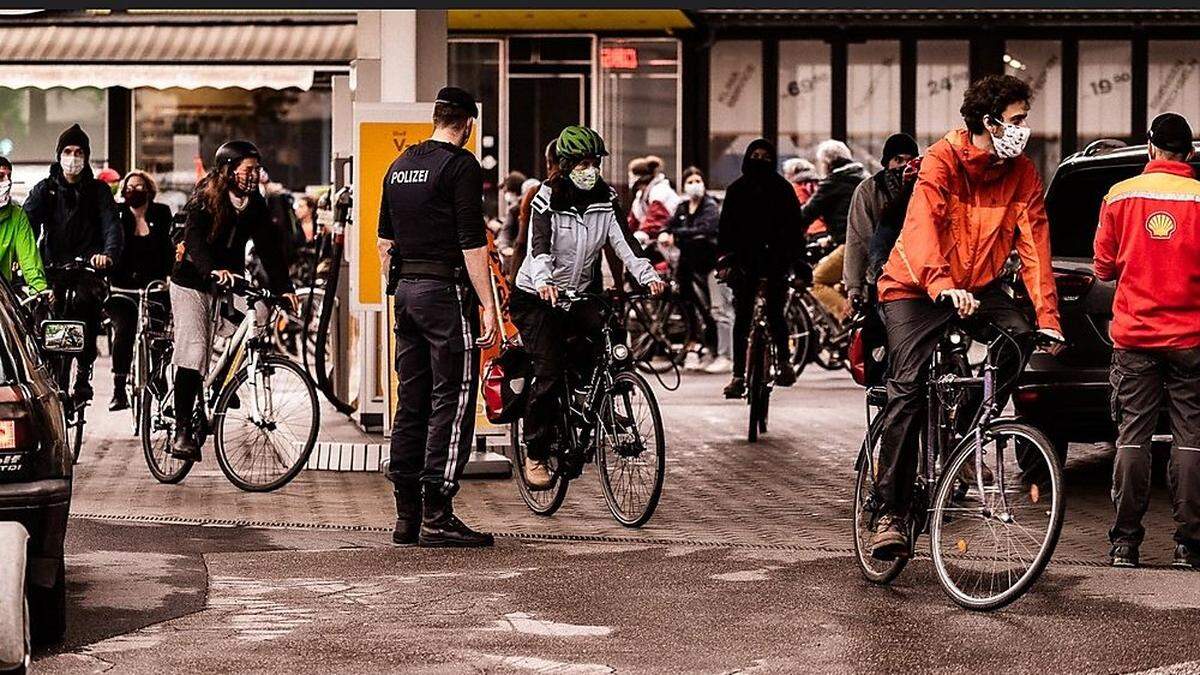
<box><xmin>30</xmin><ymin>360</ymin><xmax>1200</xmax><ymax>673</ymax></box>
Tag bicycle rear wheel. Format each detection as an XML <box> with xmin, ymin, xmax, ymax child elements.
<box><xmin>213</xmin><ymin>355</ymin><xmax>319</xmax><ymax>492</ymax></box>
<box><xmin>852</xmin><ymin>421</ymin><xmax>908</xmax><ymax>584</ymax></box>
<box><xmin>597</xmin><ymin>371</ymin><xmax>665</xmax><ymax>527</ymax></box>
<box><xmin>786</xmin><ymin>292</ymin><xmax>814</xmax><ymax>377</ymax></box>
<box><xmin>930</xmin><ymin>422</ymin><xmax>1064</xmax><ymax>611</ymax></box>
<box><xmin>140</xmin><ymin>386</ymin><xmax>193</xmax><ymax>484</ymax></box>
<box><xmin>510</xmin><ymin>418</ymin><xmax>569</xmax><ymax>516</ymax></box>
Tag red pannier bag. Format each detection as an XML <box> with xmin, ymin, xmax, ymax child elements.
<box><xmin>482</xmin><ymin>343</ymin><xmax>531</xmax><ymax>424</ymax></box>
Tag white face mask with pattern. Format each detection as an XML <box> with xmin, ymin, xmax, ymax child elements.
<box><xmin>570</xmin><ymin>166</ymin><xmax>599</xmax><ymax>191</ymax></box>
<box><xmin>988</xmin><ymin>115</ymin><xmax>1031</xmax><ymax>159</ymax></box>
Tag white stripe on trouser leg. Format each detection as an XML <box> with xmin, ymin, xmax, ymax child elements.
<box><xmin>443</xmin><ymin>283</ymin><xmax>473</xmax><ymax>493</ymax></box>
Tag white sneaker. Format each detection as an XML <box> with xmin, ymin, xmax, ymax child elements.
<box><xmin>683</xmin><ymin>352</ymin><xmax>704</xmax><ymax>371</ymax></box>
<box><xmin>704</xmin><ymin>356</ymin><xmax>733</xmax><ymax>374</ymax></box>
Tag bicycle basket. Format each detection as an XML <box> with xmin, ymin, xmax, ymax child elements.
<box><xmin>482</xmin><ymin>343</ymin><xmax>531</xmax><ymax>425</ymax></box>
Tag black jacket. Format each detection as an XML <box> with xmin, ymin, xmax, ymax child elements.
<box><xmin>717</xmin><ymin>138</ymin><xmax>803</xmax><ymax>276</ymax></box>
<box><xmin>670</xmin><ymin>195</ymin><xmax>721</xmax><ymax>274</ymax></box>
<box><xmin>797</xmin><ymin>159</ymin><xmax>869</xmax><ymax>245</ymax></box>
<box><xmin>25</xmin><ymin>163</ymin><xmax>122</xmax><ymax>266</ymax></box>
<box><xmin>111</xmin><ymin>202</ymin><xmax>175</xmax><ymax>290</ymax></box>
<box><xmin>172</xmin><ymin>192</ymin><xmax>293</xmax><ymax>295</ymax></box>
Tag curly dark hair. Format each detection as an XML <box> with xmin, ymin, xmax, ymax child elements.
<box><xmin>960</xmin><ymin>75</ymin><xmax>1033</xmax><ymax>135</ymax></box>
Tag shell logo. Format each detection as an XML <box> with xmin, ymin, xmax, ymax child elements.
<box><xmin>1146</xmin><ymin>211</ymin><xmax>1177</xmax><ymax>239</ymax></box>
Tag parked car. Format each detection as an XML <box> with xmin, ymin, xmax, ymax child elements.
<box><xmin>0</xmin><ymin>278</ymin><xmax>78</xmax><ymax>647</ymax></box>
<box><xmin>1013</xmin><ymin>139</ymin><xmax>1177</xmax><ymax>459</ymax></box>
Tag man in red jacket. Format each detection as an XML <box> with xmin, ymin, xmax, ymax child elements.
<box><xmin>1094</xmin><ymin>111</ymin><xmax>1200</xmax><ymax>570</ymax></box>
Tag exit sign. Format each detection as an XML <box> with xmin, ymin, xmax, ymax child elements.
<box><xmin>601</xmin><ymin>47</ymin><xmax>639</xmax><ymax>70</ymax></box>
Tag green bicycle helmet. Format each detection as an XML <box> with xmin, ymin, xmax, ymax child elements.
<box><xmin>555</xmin><ymin>125</ymin><xmax>609</xmax><ymax>161</ymax></box>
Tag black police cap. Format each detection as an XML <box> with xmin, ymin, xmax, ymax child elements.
<box><xmin>1148</xmin><ymin>112</ymin><xmax>1194</xmax><ymax>155</ymax></box>
<box><xmin>435</xmin><ymin>86</ymin><xmax>479</xmax><ymax>119</ymax></box>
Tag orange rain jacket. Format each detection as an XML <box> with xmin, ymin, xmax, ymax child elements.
<box><xmin>877</xmin><ymin>128</ymin><xmax>1061</xmax><ymax>332</ymax></box>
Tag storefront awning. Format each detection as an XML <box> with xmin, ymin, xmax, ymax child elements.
<box><xmin>448</xmin><ymin>10</ymin><xmax>693</xmax><ymax>32</ymax></box>
<box><xmin>0</xmin><ymin>18</ymin><xmax>354</xmax><ymax>90</ymax></box>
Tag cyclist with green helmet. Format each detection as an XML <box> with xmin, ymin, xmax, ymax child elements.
<box><xmin>511</xmin><ymin>125</ymin><xmax>664</xmax><ymax>490</ymax></box>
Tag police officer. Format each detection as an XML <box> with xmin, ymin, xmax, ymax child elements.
<box><xmin>377</xmin><ymin>86</ymin><xmax>498</xmax><ymax>548</ymax></box>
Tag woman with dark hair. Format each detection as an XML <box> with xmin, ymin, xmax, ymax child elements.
<box><xmin>167</xmin><ymin>140</ymin><xmax>296</xmax><ymax>461</ymax></box>
<box><xmin>105</xmin><ymin>170</ymin><xmax>175</xmax><ymax>411</ymax></box>
<box><xmin>665</xmin><ymin>166</ymin><xmax>728</xmax><ymax>371</ymax></box>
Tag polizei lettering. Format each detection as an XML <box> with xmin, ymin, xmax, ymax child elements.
<box><xmin>390</xmin><ymin>169</ymin><xmax>430</xmax><ymax>184</ymax></box>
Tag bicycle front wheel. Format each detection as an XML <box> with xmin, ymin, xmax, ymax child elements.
<box><xmin>213</xmin><ymin>355</ymin><xmax>319</xmax><ymax>492</ymax></box>
<box><xmin>140</xmin><ymin>387</ymin><xmax>193</xmax><ymax>484</ymax></box>
<box><xmin>930</xmin><ymin>422</ymin><xmax>1064</xmax><ymax>611</ymax></box>
<box><xmin>510</xmin><ymin>417</ymin><xmax>569</xmax><ymax>516</ymax></box>
<box><xmin>746</xmin><ymin>327</ymin><xmax>766</xmax><ymax>443</ymax></box>
<box><xmin>597</xmin><ymin>371</ymin><xmax>665</xmax><ymax>527</ymax></box>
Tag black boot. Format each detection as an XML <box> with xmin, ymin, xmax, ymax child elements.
<box><xmin>419</xmin><ymin>488</ymin><xmax>493</xmax><ymax>548</ymax></box>
<box><xmin>73</xmin><ymin>364</ymin><xmax>94</xmax><ymax>405</ymax></box>
<box><xmin>392</xmin><ymin>481</ymin><xmax>421</xmax><ymax>546</ymax></box>
<box><xmin>170</xmin><ymin>422</ymin><xmax>201</xmax><ymax>462</ymax></box>
<box><xmin>109</xmin><ymin>374</ymin><xmax>130</xmax><ymax>412</ymax></box>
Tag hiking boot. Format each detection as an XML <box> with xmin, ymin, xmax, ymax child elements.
<box><xmin>869</xmin><ymin>513</ymin><xmax>908</xmax><ymax>561</ymax></box>
<box><xmin>1110</xmin><ymin>544</ymin><xmax>1139</xmax><ymax>568</ymax></box>
<box><xmin>169</xmin><ymin>425</ymin><xmax>201</xmax><ymax>462</ymax></box>
<box><xmin>774</xmin><ymin>366</ymin><xmax>796</xmax><ymax>388</ymax></box>
<box><xmin>391</xmin><ymin>482</ymin><xmax>421</xmax><ymax>546</ymax></box>
<box><xmin>523</xmin><ymin>459</ymin><xmax>554</xmax><ymax>491</ymax></box>
<box><xmin>1174</xmin><ymin>544</ymin><xmax>1197</xmax><ymax>570</ymax></box>
<box><xmin>419</xmin><ymin>489</ymin><xmax>494</xmax><ymax>548</ymax></box>
<box><xmin>109</xmin><ymin>375</ymin><xmax>130</xmax><ymax>412</ymax></box>
<box><xmin>723</xmin><ymin>376</ymin><xmax>746</xmax><ymax>399</ymax></box>
<box><xmin>957</xmin><ymin>457</ymin><xmax>995</xmax><ymax>485</ymax></box>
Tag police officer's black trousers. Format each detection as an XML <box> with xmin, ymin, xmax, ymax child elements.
<box><xmin>388</xmin><ymin>277</ymin><xmax>480</xmax><ymax>498</ymax></box>
<box><xmin>1109</xmin><ymin>347</ymin><xmax>1200</xmax><ymax>548</ymax></box>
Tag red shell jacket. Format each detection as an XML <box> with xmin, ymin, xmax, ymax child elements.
<box><xmin>1094</xmin><ymin>159</ymin><xmax>1200</xmax><ymax>350</ymax></box>
<box><xmin>877</xmin><ymin>128</ymin><xmax>1061</xmax><ymax>332</ymax></box>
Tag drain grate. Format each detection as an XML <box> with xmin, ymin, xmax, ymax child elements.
<box><xmin>69</xmin><ymin>511</ymin><xmax>1108</xmax><ymax>568</ymax></box>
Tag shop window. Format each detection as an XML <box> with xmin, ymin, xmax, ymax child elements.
<box><xmin>1006</xmin><ymin>41</ymin><xmax>1063</xmax><ymax>180</ymax></box>
<box><xmin>0</xmin><ymin>87</ymin><xmax>108</xmax><ymax>198</ymax></box>
<box><xmin>1078</xmin><ymin>41</ymin><xmax>1132</xmax><ymax>147</ymax></box>
<box><xmin>1148</xmin><ymin>42</ymin><xmax>1200</xmax><ymax>132</ymax></box>
<box><xmin>847</xmin><ymin>41</ymin><xmax>900</xmax><ymax>171</ymax></box>
<box><xmin>709</xmin><ymin>40</ymin><xmax>763</xmax><ymax>189</ymax></box>
<box><xmin>599</xmin><ymin>38</ymin><xmax>681</xmax><ymax>195</ymax></box>
<box><xmin>134</xmin><ymin>86</ymin><xmax>331</xmax><ymax>213</ymax></box>
<box><xmin>449</xmin><ymin>40</ymin><xmax>502</xmax><ymax>219</ymax></box>
<box><xmin>916</xmin><ymin>41</ymin><xmax>970</xmax><ymax>150</ymax></box>
<box><xmin>777</xmin><ymin>41</ymin><xmax>832</xmax><ymax>165</ymax></box>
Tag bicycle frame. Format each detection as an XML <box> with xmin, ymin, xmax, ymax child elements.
<box><xmin>201</xmin><ymin>297</ymin><xmax>273</xmax><ymax>428</ymax></box>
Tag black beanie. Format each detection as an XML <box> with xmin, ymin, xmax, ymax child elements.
<box><xmin>56</xmin><ymin>124</ymin><xmax>91</xmax><ymax>159</ymax></box>
<box><xmin>881</xmin><ymin>133</ymin><xmax>919</xmax><ymax>167</ymax></box>
<box><xmin>1148</xmin><ymin>112</ymin><xmax>1193</xmax><ymax>155</ymax></box>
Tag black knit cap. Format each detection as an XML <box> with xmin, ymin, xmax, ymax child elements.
<box><xmin>435</xmin><ymin>86</ymin><xmax>478</xmax><ymax>119</ymax></box>
<box><xmin>56</xmin><ymin>123</ymin><xmax>91</xmax><ymax>159</ymax></box>
<box><xmin>1148</xmin><ymin>112</ymin><xmax>1193</xmax><ymax>155</ymax></box>
<box><xmin>881</xmin><ymin>133</ymin><xmax>919</xmax><ymax>166</ymax></box>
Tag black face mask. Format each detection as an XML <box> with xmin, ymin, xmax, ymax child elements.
<box><xmin>123</xmin><ymin>190</ymin><xmax>149</xmax><ymax>208</ymax></box>
<box><xmin>745</xmin><ymin>157</ymin><xmax>774</xmax><ymax>174</ymax></box>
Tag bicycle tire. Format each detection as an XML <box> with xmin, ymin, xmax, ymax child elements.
<box><xmin>140</xmin><ymin>390</ymin><xmax>193</xmax><ymax>484</ymax></box>
<box><xmin>597</xmin><ymin>371</ymin><xmax>665</xmax><ymax>527</ymax></box>
<box><xmin>213</xmin><ymin>355</ymin><xmax>319</xmax><ymax>492</ymax></box>
<box><xmin>929</xmin><ymin>422</ymin><xmax>1064</xmax><ymax>611</ymax></box>
<box><xmin>510</xmin><ymin>418</ymin><xmax>569</xmax><ymax>516</ymax></box>
<box><xmin>746</xmin><ymin>327</ymin><xmax>766</xmax><ymax>443</ymax></box>
<box><xmin>131</xmin><ymin>337</ymin><xmax>150</xmax><ymax>436</ymax></box>
<box><xmin>70</xmin><ymin>412</ymin><xmax>83</xmax><ymax>464</ymax></box>
<box><xmin>852</xmin><ymin>438</ymin><xmax>908</xmax><ymax>585</ymax></box>
<box><xmin>786</xmin><ymin>293</ymin><xmax>814</xmax><ymax>377</ymax></box>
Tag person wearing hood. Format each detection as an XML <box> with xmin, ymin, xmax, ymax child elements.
<box><xmin>797</xmin><ymin>140</ymin><xmax>870</xmax><ymax>322</ymax></box>
<box><xmin>0</xmin><ymin>156</ymin><xmax>47</xmax><ymax>294</ymax></box>
<box><xmin>867</xmin><ymin>75</ymin><xmax>1064</xmax><ymax>560</ymax></box>
<box><xmin>25</xmin><ymin>123</ymin><xmax>123</xmax><ymax>404</ymax></box>
<box><xmin>717</xmin><ymin>138</ymin><xmax>803</xmax><ymax>398</ymax></box>
<box><xmin>843</xmin><ymin>133</ymin><xmax>921</xmax><ymax>309</ymax></box>
<box><xmin>782</xmin><ymin>157</ymin><xmax>826</xmax><ymax>239</ymax></box>
<box><xmin>512</xmin><ymin>125</ymin><xmax>664</xmax><ymax>490</ymax></box>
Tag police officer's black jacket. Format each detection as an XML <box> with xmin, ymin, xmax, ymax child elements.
<box><xmin>378</xmin><ymin>139</ymin><xmax>486</xmax><ymax>268</ymax></box>
<box><xmin>172</xmin><ymin>191</ymin><xmax>293</xmax><ymax>295</ymax></box>
<box><xmin>25</xmin><ymin>163</ymin><xmax>123</xmax><ymax>266</ymax></box>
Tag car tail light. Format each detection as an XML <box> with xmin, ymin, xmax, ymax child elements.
<box><xmin>1014</xmin><ymin>389</ymin><xmax>1040</xmax><ymax>406</ymax></box>
<box><xmin>1054</xmin><ymin>271</ymin><xmax>1094</xmax><ymax>303</ymax></box>
<box><xmin>0</xmin><ymin>386</ymin><xmax>36</xmax><ymax>479</ymax></box>
<box><xmin>0</xmin><ymin>420</ymin><xmax>19</xmax><ymax>450</ymax></box>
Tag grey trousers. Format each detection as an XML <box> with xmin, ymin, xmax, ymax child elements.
<box><xmin>1109</xmin><ymin>347</ymin><xmax>1200</xmax><ymax>548</ymax></box>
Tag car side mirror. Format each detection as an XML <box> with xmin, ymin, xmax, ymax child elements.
<box><xmin>40</xmin><ymin>321</ymin><xmax>86</xmax><ymax>354</ymax></box>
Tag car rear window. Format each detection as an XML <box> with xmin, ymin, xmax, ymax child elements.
<box><xmin>1046</xmin><ymin>163</ymin><xmax>1144</xmax><ymax>259</ymax></box>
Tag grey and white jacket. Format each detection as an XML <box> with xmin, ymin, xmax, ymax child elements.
<box><xmin>515</xmin><ymin>182</ymin><xmax>659</xmax><ymax>295</ymax></box>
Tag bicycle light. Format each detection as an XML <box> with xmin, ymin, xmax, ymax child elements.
<box><xmin>611</xmin><ymin>344</ymin><xmax>630</xmax><ymax>362</ymax></box>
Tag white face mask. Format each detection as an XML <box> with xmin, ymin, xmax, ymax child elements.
<box><xmin>60</xmin><ymin>153</ymin><xmax>85</xmax><ymax>177</ymax></box>
<box><xmin>0</xmin><ymin>180</ymin><xmax>9</xmax><ymax>207</ymax></box>
<box><xmin>570</xmin><ymin>166</ymin><xmax>599</xmax><ymax>192</ymax></box>
<box><xmin>684</xmin><ymin>182</ymin><xmax>705</xmax><ymax>199</ymax></box>
<box><xmin>989</xmin><ymin>117</ymin><xmax>1031</xmax><ymax>159</ymax></box>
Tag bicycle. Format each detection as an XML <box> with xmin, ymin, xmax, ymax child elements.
<box><xmin>108</xmin><ymin>281</ymin><xmax>171</xmax><ymax>435</ymax></box>
<box><xmin>851</xmin><ymin>308</ymin><xmax>1065</xmax><ymax>610</ymax></box>
<box><xmin>139</xmin><ymin>276</ymin><xmax>320</xmax><ymax>491</ymax></box>
<box><xmin>786</xmin><ymin>236</ymin><xmax>850</xmax><ymax>376</ymax></box>
<box><xmin>510</xmin><ymin>291</ymin><xmax>666</xmax><ymax>527</ymax></box>
<box><xmin>623</xmin><ymin>278</ymin><xmax>706</xmax><ymax>375</ymax></box>
<box><xmin>743</xmin><ymin>279</ymin><xmax>777</xmax><ymax>444</ymax></box>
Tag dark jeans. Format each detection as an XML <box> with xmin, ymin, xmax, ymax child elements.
<box><xmin>874</xmin><ymin>286</ymin><xmax>1033</xmax><ymax>516</ymax></box>
<box><xmin>388</xmin><ymin>277</ymin><xmax>480</xmax><ymax>498</ymax></box>
<box><xmin>106</xmin><ymin>297</ymin><xmax>136</xmax><ymax>377</ymax></box>
<box><xmin>677</xmin><ymin>244</ymin><xmax>718</xmax><ymax>355</ymax></box>
<box><xmin>731</xmin><ymin>274</ymin><xmax>789</xmax><ymax>377</ymax></box>
<box><xmin>509</xmin><ymin>288</ymin><xmax>605</xmax><ymax>461</ymax></box>
<box><xmin>1109</xmin><ymin>347</ymin><xmax>1200</xmax><ymax>548</ymax></box>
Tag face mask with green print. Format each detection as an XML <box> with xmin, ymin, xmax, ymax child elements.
<box><xmin>570</xmin><ymin>166</ymin><xmax>598</xmax><ymax>191</ymax></box>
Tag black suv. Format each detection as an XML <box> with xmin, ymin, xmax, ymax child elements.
<box><xmin>1013</xmin><ymin>140</ymin><xmax>1179</xmax><ymax>458</ymax></box>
